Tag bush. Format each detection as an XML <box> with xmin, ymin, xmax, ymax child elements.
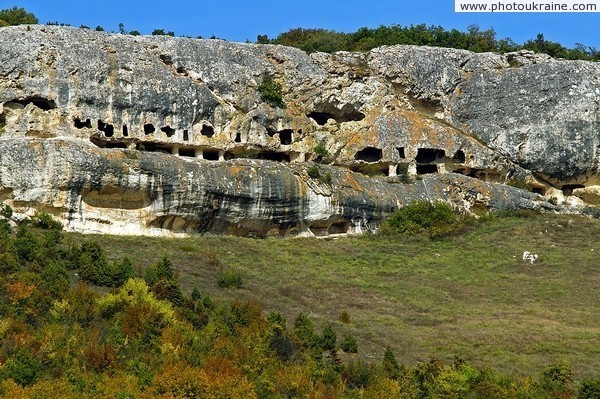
<box><xmin>541</xmin><ymin>361</ymin><xmax>575</xmax><ymax>396</ymax></box>
<box><xmin>382</xmin><ymin>346</ymin><xmax>403</xmax><ymax>379</ymax></box>
<box><xmin>32</xmin><ymin>212</ymin><xmax>63</xmax><ymax>230</ymax></box>
<box><xmin>507</xmin><ymin>178</ymin><xmax>532</xmax><ymax>191</ymax></box>
<box><xmin>150</xmin><ymin>278</ymin><xmax>184</xmax><ymax>306</ymax></box>
<box><xmin>217</xmin><ymin>268</ymin><xmax>243</xmax><ymax>289</ymax></box>
<box><xmin>0</xmin><ymin>252</ymin><xmax>20</xmax><ymax>274</ymax></box>
<box><xmin>397</xmin><ymin>163</ymin><xmax>411</xmax><ymax>183</ymax></box>
<box><xmin>109</xmin><ymin>257</ymin><xmax>136</xmax><ymax>287</ymax></box>
<box><xmin>15</xmin><ymin>225</ymin><xmax>40</xmax><ymax>262</ymax></box>
<box><xmin>313</xmin><ymin>142</ymin><xmax>329</xmax><ymax>162</ymax></box>
<box><xmin>77</xmin><ymin>241</ymin><xmax>111</xmax><ymax>285</ymax></box>
<box><xmin>0</xmin><ymin>113</ymin><xmax>6</xmax><ymax>134</ymax></box>
<box><xmin>0</xmin><ymin>203</ymin><xmax>12</xmax><ymax>219</ymax></box>
<box><xmin>307</xmin><ymin>164</ymin><xmax>321</xmax><ymax>179</ymax></box>
<box><xmin>339</xmin><ymin>310</ymin><xmax>350</xmax><ymax>324</ymax></box>
<box><xmin>42</xmin><ymin>259</ymin><xmax>70</xmax><ymax>298</ymax></box>
<box><xmin>321</xmin><ymin>324</ymin><xmax>337</xmax><ymax>351</ymax></box>
<box><xmin>151</xmin><ymin>28</ymin><xmax>174</xmax><ymax>36</ymax></box>
<box><xmin>258</xmin><ymin>75</ymin><xmax>285</xmax><ymax>108</ymax></box>
<box><xmin>342</xmin><ymin>359</ymin><xmax>374</xmax><ymax>389</ymax></box>
<box><xmin>4</xmin><ymin>350</ymin><xmax>43</xmax><ymax>386</ymax></box>
<box><xmin>340</xmin><ymin>333</ymin><xmax>358</xmax><ymax>353</ymax></box>
<box><xmin>0</xmin><ymin>219</ymin><xmax>12</xmax><ymax>239</ymax></box>
<box><xmin>380</xmin><ymin>200</ymin><xmax>462</xmax><ymax>238</ymax></box>
<box><xmin>293</xmin><ymin>312</ymin><xmax>316</xmax><ymax>349</ymax></box>
<box><xmin>579</xmin><ymin>379</ymin><xmax>600</xmax><ymax>399</ymax></box>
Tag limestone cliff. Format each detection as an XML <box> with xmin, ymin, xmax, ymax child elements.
<box><xmin>0</xmin><ymin>25</ymin><xmax>598</xmax><ymax>236</ymax></box>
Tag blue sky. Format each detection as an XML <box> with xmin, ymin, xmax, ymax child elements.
<box><xmin>6</xmin><ymin>0</ymin><xmax>600</xmax><ymax>48</ymax></box>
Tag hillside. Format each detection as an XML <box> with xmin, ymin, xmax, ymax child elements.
<box><xmin>64</xmin><ymin>211</ymin><xmax>600</xmax><ymax>379</ymax></box>
<box><xmin>1</xmin><ymin>210</ymin><xmax>599</xmax><ymax>397</ymax></box>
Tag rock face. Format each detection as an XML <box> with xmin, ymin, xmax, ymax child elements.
<box><xmin>0</xmin><ymin>26</ymin><xmax>599</xmax><ymax>236</ymax></box>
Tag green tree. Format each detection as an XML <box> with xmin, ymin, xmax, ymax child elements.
<box><xmin>42</xmin><ymin>259</ymin><xmax>70</xmax><ymax>297</ymax></box>
<box><xmin>383</xmin><ymin>345</ymin><xmax>403</xmax><ymax>379</ymax></box>
<box><xmin>15</xmin><ymin>225</ymin><xmax>40</xmax><ymax>262</ymax></box>
<box><xmin>145</xmin><ymin>256</ymin><xmax>175</xmax><ymax>285</ymax></box>
<box><xmin>77</xmin><ymin>241</ymin><xmax>110</xmax><ymax>285</ymax></box>
<box><xmin>152</xmin><ymin>28</ymin><xmax>174</xmax><ymax>37</ymax></box>
<box><xmin>293</xmin><ymin>312</ymin><xmax>316</xmax><ymax>348</ymax></box>
<box><xmin>109</xmin><ymin>257</ymin><xmax>135</xmax><ymax>287</ymax></box>
<box><xmin>0</xmin><ymin>7</ymin><xmax>38</xmax><ymax>27</ymax></box>
<box><xmin>4</xmin><ymin>350</ymin><xmax>43</xmax><ymax>386</ymax></box>
<box><xmin>321</xmin><ymin>324</ymin><xmax>337</xmax><ymax>351</ymax></box>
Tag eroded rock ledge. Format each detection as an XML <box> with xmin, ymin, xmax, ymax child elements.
<box><xmin>0</xmin><ymin>26</ymin><xmax>599</xmax><ymax>236</ymax></box>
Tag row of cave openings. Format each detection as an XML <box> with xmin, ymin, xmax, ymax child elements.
<box><xmin>81</xmin><ymin>102</ymin><xmax>366</xmax><ymax>150</ymax></box>
<box><xmin>77</xmin><ymin>117</ymin><xmax>217</xmax><ymax>143</ymax></box>
<box><xmin>354</xmin><ymin>146</ymin><xmax>477</xmax><ymax>177</ymax></box>
<box><xmin>83</xmin><ymin>117</ymin><xmax>482</xmax><ymax>179</ymax></box>
<box><xmin>81</xmin><ymin>117</ymin><xmax>301</xmax><ymax>162</ymax></box>
<box><xmin>81</xmin><ymin>114</ymin><xmax>501</xmax><ymax>184</ymax></box>
<box><xmin>78</xmin><ymin>117</ymin><xmax>296</xmax><ymax>147</ymax></box>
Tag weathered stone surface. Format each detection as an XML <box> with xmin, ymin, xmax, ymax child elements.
<box><xmin>0</xmin><ymin>26</ymin><xmax>599</xmax><ymax>236</ymax></box>
<box><xmin>0</xmin><ymin>137</ymin><xmax>567</xmax><ymax>237</ymax></box>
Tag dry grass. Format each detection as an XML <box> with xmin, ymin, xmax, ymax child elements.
<box><xmin>64</xmin><ymin>212</ymin><xmax>600</xmax><ymax>379</ymax></box>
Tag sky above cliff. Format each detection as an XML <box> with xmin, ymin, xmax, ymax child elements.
<box><xmin>10</xmin><ymin>0</ymin><xmax>600</xmax><ymax>48</ymax></box>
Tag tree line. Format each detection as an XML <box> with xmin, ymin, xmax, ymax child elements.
<box><xmin>2</xmin><ymin>6</ymin><xmax>598</xmax><ymax>61</ymax></box>
<box><xmin>263</xmin><ymin>25</ymin><xmax>600</xmax><ymax>61</ymax></box>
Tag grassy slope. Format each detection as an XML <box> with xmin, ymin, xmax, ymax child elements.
<box><xmin>65</xmin><ymin>212</ymin><xmax>600</xmax><ymax>379</ymax></box>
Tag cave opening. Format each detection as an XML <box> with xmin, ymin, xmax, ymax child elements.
<box><xmin>279</xmin><ymin>129</ymin><xmax>293</xmax><ymax>145</ymax></box>
<box><xmin>258</xmin><ymin>151</ymin><xmax>291</xmax><ymax>162</ymax></box>
<box><xmin>415</xmin><ymin>148</ymin><xmax>445</xmax><ymax>164</ymax></box>
<box><xmin>12</xmin><ymin>97</ymin><xmax>57</xmax><ymax>111</ymax></box>
<box><xmin>308</xmin><ymin>112</ymin><xmax>333</xmax><ymax>126</ymax></box>
<box><xmin>73</xmin><ymin>118</ymin><xmax>92</xmax><ymax>129</ymax></box>
<box><xmin>179</xmin><ymin>148</ymin><xmax>196</xmax><ymax>157</ymax></box>
<box><xmin>161</xmin><ymin>126</ymin><xmax>175</xmax><ymax>137</ymax></box>
<box><xmin>234</xmin><ymin>132</ymin><xmax>242</xmax><ymax>143</ymax></box>
<box><xmin>105</xmin><ymin>142</ymin><xmax>127</xmax><ymax>149</ymax></box>
<box><xmin>144</xmin><ymin>124</ymin><xmax>155</xmax><ymax>135</ymax></box>
<box><xmin>355</xmin><ymin>147</ymin><xmax>383</xmax><ymax>162</ymax></box>
<box><xmin>416</xmin><ymin>164</ymin><xmax>438</xmax><ymax>175</ymax></box>
<box><xmin>561</xmin><ymin>184</ymin><xmax>585</xmax><ymax>196</ymax></box>
<box><xmin>204</xmin><ymin>150</ymin><xmax>220</xmax><ymax>160</ymax></box>
<box><xmin>397</xmin><ymin>147</ymin><xmax>406</xmax><ymax>158</ymax></box>
<box><xmin>142</xmin><ymin>142</ymin><xmax>172</xmax><ymax>154</ymax></box>
<box><xmin>201</xmin><ymin>125</ymin><xmax>215</xmax><ymax>138</ymax></box>
<box><xmin>328</xmin><ymin>221</ymin><xmax>350</xmax><ymax>235</ymax></box>
<box><xmin>183</xmin><ymin>130</ymin><xmax>189</xmax><ymax>141</ymax></box>
<box><xmin>453</xmin><ymin>150</ymin><xmax>466</xmax><ymax>163</ymax></box>
<box><xmin>122</xmin><ymin>125</ymin><xmax>128</xmax><ymax>136</ymax></box>
<box><xmin>97</xmin><ymin>120</ymin><xmax>114</xmax><ymax>137</ymax></box>
<box><xmin>308</xmin><ymin>104</ymin><xmax>365</xmax><ymax>126</ymax></box>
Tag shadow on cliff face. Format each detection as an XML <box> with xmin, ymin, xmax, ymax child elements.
<box><xmin>81</xmin><ymin>186</ymin><xmax>153</xmax><ymax>210</ymax></box>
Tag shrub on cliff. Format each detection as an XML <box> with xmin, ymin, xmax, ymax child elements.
<box><xmin>258</xmin><ymin>75</ymin><xmax>285</xmax><ymax>108</ymax></box>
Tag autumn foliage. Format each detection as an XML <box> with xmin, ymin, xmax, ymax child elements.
<box><xmin>0</xmin><ymin>211</ymin><xmax>599</xmax><ymax>398</ymax></box>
